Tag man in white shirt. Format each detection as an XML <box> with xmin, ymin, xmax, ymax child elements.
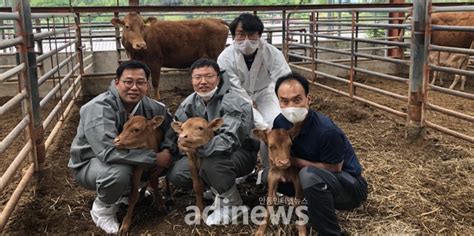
<box><xmin>218</xmin><ymin>13</ymin><xmax>291</xmax><ymax>130</ymax></box>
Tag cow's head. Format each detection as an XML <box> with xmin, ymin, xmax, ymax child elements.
<box><xmin>171</xmin><ymin>117</ymin><xmax>224</xmax><ymax>150</ymax></box>
<box><xmin>114</xmin><ymin>115</ymin><xmax>164</xmax><ymax>150</ymax></box>
<box><xmin>111</xmin><ymin>12</ymin><xmax>158</xmax><ymax>51</ymax></box>
<box><xmin>253</xmin><ymin>122</ymin><xmax>302</xmax><ymax>169</ymax></box>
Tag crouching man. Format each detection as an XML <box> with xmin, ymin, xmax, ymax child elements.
<box><xmin>268</xmin><ymin>72</ymin><xmax>368</xmax><ymax>235</ymax></box>
<box><xmin>163</xmin><ymin>58</ymin><xmax>259</xmax><ymax>225</ymax></box>
<box><xmin>68</xmin><ymin>60</ymin><xmax>173</xmax><ymax>233</ymax></box>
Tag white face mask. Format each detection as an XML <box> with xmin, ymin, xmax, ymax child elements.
<box><xmin>196</xmin><ymin>86</ymin><xmax>218</xmax><ymax>102</ymax></box>
<box><xmin>281</xmin><ymin>107</ymin><xmax>308</xmax><ymax>124</ymax></box>
<box><xmin>234</xmin><ymin>39</ymin><xmax>259</xmax><ymax>55</ymax></box>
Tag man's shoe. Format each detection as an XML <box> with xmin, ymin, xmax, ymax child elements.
<box><xmin>235</xmin><ymin>168</ymin><xmax>256</xmax><ymax>184</ymax></box>
<box><xmin>205</xmin><ymin>185</ymin><xmax>247</xmax><ymax>226</ymax></box>
<box><xmin>90</xmin><ymin>197</ymin><xmax>119</xmax><ymax>234</ymax></box>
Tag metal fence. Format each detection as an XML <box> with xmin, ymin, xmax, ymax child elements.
<box><xmin>0</xmin><ymin>1</ymin><xmax>473</xmax><ymax>232</ymax></box>
<box><xmin>284</xmin><ymin>1</ymin><xmax>473</xmax><ymax>142</ymax></box>
<box><xmin>0</xmin><ymin>0</ymin><xmax>91</xmax><ymax>231</ymax></box>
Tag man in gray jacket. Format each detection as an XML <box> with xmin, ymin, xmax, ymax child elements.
<box><xmin>164</xmin><ymin>58</ymin><xmax>259</xmax><ymax>225</ymax></box>
<box><xmin>69</xmin><ymin>60</ymin><xmax>173</xmax><ymax>234</ymax></box>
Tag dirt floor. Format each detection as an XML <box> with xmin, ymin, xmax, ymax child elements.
<box><xmin>1</xmin><ymin>74</ymin><xmax>473</xmax><ymax>234</ymax></box>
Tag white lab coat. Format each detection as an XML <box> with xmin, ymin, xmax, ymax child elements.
<box><xmin>218</xmin><ymin>39</ymin><xmax>291</xmax><ymax>129</ymax></box>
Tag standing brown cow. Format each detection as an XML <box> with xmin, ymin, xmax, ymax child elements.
<box><xmin>431</xmin><ymin>12</ymin><xmax>474</xmax><ymax>48</ymax></box>
<box><xmin>111</xmin><ymin>12</ymin><xmax>229</xmax><ymax>99</ymax></box>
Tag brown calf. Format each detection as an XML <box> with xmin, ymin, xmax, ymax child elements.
<box><xmin>252</xmin><ymin>123</ymin><xmax>306</xmax><ymax>236</ymax></box>
<box><xmin>429</xmin><ymin>51</ymin><xmax>470</xmax><ymax>91</ymax></box>
<box><xmin>113</xmin><ymin>115</ymin><xmax>165</xmax><ymax>234</ymax></box>
<box><xmin>171</xmin><ymin>117</ymin><xmax>224</xmax><ymax>222</ymax></box>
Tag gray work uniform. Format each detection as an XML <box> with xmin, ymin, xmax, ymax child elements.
<box><xmin>163</xmin><ymin>77</ymin><xmax>259</xmax><ymax>194</ymax></box>
<box><xmin>68</xmin><ymin>80</ymin><xmax>172</xmax><ymax>204</ymax></box>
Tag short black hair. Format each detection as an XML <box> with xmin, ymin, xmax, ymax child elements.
<box><xmin>229</xmin><ymin>13</ymin><xmax>264</xmax><ymax>38</ymax></box>
<box><xmin>116</xmin><ymin>60</ymin><xmax>151</xmax><ymax>80</ymax></box>
<box><xmin>190</xmin><ymin>58</ymin><xmax>221</xmax><ymax>75</ymax></box>
<box><xmin>275</xmin><ymin>72</ymin><xmax>310</xmax><ymax>96</ymax></box>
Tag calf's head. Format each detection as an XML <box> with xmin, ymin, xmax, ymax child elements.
<box><xmin>253</xmin><ymin>122</ymin><xmax>303</xmax><ymax>169</ymax></box>
<box><xmin>114</xmin><ymin>115</ymin><xmax>164</xmax><ymax>151</ymax></box>
<box><xmin>111</xmin><ymin>12</ymin><xmax>158</xmax><ymax>51</ymax></box>
<box><xmin>171</xmin><ymin>117</ymin><xmax>224</xmax><ymax>150</ymax></box>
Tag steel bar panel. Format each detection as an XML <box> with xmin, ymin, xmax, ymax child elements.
<box><xmin>355</xmin><ymin>37</ymin><xmax>410</xmax><ymax>47</ymax></box>
<box><xmin>42</xmin><ymin>73</ymin><xmax>80</xmax><ymax>129</ymax></box>
<box><xmin>44</xmin><ymin>77</ymin><xmax>81</xmax><ymax>150</ymax></box>
<box><xmin>313</xmin><ymin>33</ymin><xmax>352</xmax><ymax>41</ymax></box>
<box><xmin>40</xmin><ymin>63</ymin><xmax>80</xmax><ymax>108</ymax></box>
<box><xmin>354</xmin><ymin>67</ymin><xmax>408</xmax><ymax>82</ymax></box>
<box><xmin>426</xmin><ymin>102</ymin><xmax>474</xmax><ymax>123</ymax></box>
<box><xmin>36</xmin><ymin>40</ymin><xmax>76</xmax><ymax>62</ymax></box>
<box><xmin>314</xmin><ymin>45</ymin><xmax>352</xmax><ymax>56</ymax></box>
<box><xmin>429</xmin><ymin>84</ymin><xmax>474</xmax><ymax>100</ymax></box>
<box><xmin>34</xmin><ymin>27</ymin><xmax>73</xmax><ymax>40</ymax></box>
<box><xmin>38</xmin><ymin>52</ymin><xmax>76</xmax><ymax>86</ymax></box>
<box><xmin>31</xmin><ymin>13</ymin><xmax>74</xmax><ymax>18</ymax></box>
<box><xmin>429</xmin><ymin>64</ymin><xmax>474</xmax><ymax>77</ymax></box>
<box><xmin>0</xmin><ymin>63</ymin><xmax>25</xmax><ymax>84</ymax></box>
<box><xmin>0</xmin><ymin>163</ymin><xmax>35</xmax><ymax>232</ymax></box>
<box><xmin>0</xmin><ymin>12</ymin><xmax>19</xmax><ymax>20</ymax></box>
<box><xmin>292</xmin><ymin>64</ymin><xmax>407</xmax><ymax>118</ymax></box>
<box><xmin>0</xmin><ymin>116</ymin><xmax>29</xmax><ymax>154</ymax></box>
<box><xmin>315</xmin><ymin>21</ymin><xmax>410</xmax><ymax>29</ymax></box>
<box><xmin>432</xmin><ymin>25</ymin><xmax>474</xmax><ymax>32</ymax></box>
<box><xmin>354</xmin><ymin>52</ymin><xmax>410</xmax><ymax>65</ymax></box>
<box><xmin>430</xmin><ymin>45</ymin><xmax>474</xmax><ymax>56</ymax></box>
<box><xmin>0</xmin><ymin>36</ymin><xmax>23</xmax><ymax>49</ymax></box>
<box><xmin>424</xmin><ymin>120</ymin><xmax>473</xmax><ymax>143</ymax></box>
<box><xmin>0</xmin><ymin>90</ymin><xmax>27</xmax><ymax>116</ymax></box>
<box><xmin>432</xmin><ymin>6</ymin><xmax>474</xmax><ymax>13</ymax></box>
<box><xmin>0</xmin><ymin>141</ymin><xmax>32</xmax><ymax>193</ymax></box>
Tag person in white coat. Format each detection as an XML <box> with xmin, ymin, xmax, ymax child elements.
<box><xmin>218</xmin><ymin>13</ymin><xmax>291</xmax><ymax>130</ymax></box>
<box><xmin>218</xmin><ymin>13</ymin><xmax>291</xmax><ymax>185</ymax></box>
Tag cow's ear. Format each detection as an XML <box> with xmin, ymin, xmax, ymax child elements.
<box><xmin>144</xmin><ymin>17</ymin><xmax>158</xmax><ymax>26</ymax></box>
<box><xmin>209</xmin><ymin>118</ymin><xmax>224</xmax><ymax>132</ymax></box>
<box><xmin>171</xmin><ymin>121</ymin><xmax>183</xmax><ymax>133</ymax></box>
<box><xmin>111</xmin><ymin>18</ymin><xmax>124</xmax><ymax>27</ymax></box>
<box><xmin>252</xmin><ymin>128</ymin><xmax>267</xmax><ymax>143</ymax></box>
<box><xmin>150</xmin><ymin>115</ymin><xmax>164</xmax><ymax>129</ymax></box>
<box><xmin>289</xmin><ymin>122</ymin><xmax>303</xmax><ymax>140</ymax></box>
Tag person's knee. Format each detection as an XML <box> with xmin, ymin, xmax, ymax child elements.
<box><xmin>200</xmin><ymin>164</ymin><xmax>235</xmax><ymax>193</ymax></box>
<box><xmin>167</xmin><ymin>165</ymin><xmax>192</xmax><ymax>189</ymax></box>
<box><xmin>96</xmin><ymin>166</ymin><xmax>132</xmax><ymax>204</ymax></box>
<box><xmin>299</xmin><ymin>166</ymin><xmax>327</xmax><ymax>190</ymax></box>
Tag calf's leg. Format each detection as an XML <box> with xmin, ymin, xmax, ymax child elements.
<box><xmin>119</xmin><ymin>167</ymin><xmax>144</xmax><ymax>234</ymax></box>
<box><xmin>188</xmin><ymin>153</ymin><xmax>204</xmax><ymax>222</ymax></box>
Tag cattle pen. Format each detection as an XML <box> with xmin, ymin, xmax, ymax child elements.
<box><xmin>0</xmin><ymin>0</ymin><xmax>473</xmax><ymax>234</ymax></box>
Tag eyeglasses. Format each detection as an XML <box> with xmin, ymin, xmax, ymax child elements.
<box><xmin>235</xmin><ymin>31</ymin><xmax>260</xmax><ymax>40</ymax></box>
<box><xmin>120</xmin><ymin>79</ymin><xmax>148</xmax><ymax>88</ymax></box>
<box><xmin>192</xmin><ymin>73</ymin><xmax>218</xmax><ymax>81</ymax></box>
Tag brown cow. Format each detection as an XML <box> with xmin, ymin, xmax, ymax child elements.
<box><xmin>170</xmin><ymin>117</ymin><xmax>224</xmax><ymax>222</ymax></box>
<box><xmin>428</xmin><ymin>51</ymin><xmax>470</xmax><ymax>91</ymax></box>
<box><xmin>252</xmin><ymin>122</ymin><xmax>306</xmax><ymax>236</ymax></box>
<box><xmin>431</xmin><ymin>12</ymin><xmax>474</xmax><ymax>48</ymax></box>
<box><xmin>111</xmin><ymin>12</ymin><xmax>229</xmax><ymax>99</ymax></box>
<box><xmin>113</xmin><ymin>115</ymin><xmax>166</xmax><ymax>234</ymax></box>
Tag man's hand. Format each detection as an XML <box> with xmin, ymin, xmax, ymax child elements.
<box><xmin>156</xmin><ymin>149</ymin><xmax>172</xmax><ymax>168</ymax></box>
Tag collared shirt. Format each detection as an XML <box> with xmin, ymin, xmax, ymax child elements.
<box><xmin>273</xmin><ymin>110</ymin><xmax>362</xmax><ymax>176</ymax></box>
